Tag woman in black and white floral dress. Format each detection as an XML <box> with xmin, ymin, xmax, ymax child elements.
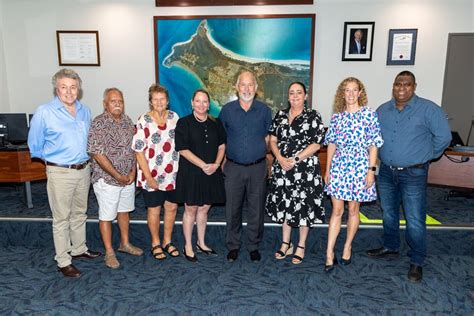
<box><xmin>266</xmin><ymin>82</ymin><xmax>325</xmax><ymax>264</ymax></box>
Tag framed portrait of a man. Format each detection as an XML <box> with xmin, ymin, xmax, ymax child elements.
<box><xmin>342</xmin><ymin>22</ymin><xmax>375</xmax><ymax>61</ymax></box>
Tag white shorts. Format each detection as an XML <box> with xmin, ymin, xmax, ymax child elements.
<box><xmin>93</xmin><ymin>178</ymin><xmax>135</xmax><ymax>221</ymax></box>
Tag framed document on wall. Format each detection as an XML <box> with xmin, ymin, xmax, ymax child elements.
<box><xmin>386</xmin><ymin>29</ymin><xmax>418</xmax><ymax>65</ymax></box>
<box><xmin>56</xmin><ymin>31</ymin><xmax>100</xmax><ymax>66</ymax></box>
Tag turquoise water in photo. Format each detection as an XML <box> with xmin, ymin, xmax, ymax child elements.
<box><xmin>156</xmin><ymin>18</ymin><xmax>312</xmax><ymax>118</ymax></box>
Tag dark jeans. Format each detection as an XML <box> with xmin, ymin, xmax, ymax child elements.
<box><xmin>223</xmin><ymin>160</ymin><xmax>267</xmax><ymax>252</ymax></box>
<box><xmin>378</xmin><ymin>162</ymin><xmax>428</xmax><ymax>266</ymax></box>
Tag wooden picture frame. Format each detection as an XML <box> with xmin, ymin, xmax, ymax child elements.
<box><xmin>386</xmin><ymin>29</ymin><xmax>418</xmax><ymax>65</ymax></box>
<box><xmin>155</xmin><ymin>0</ymin><xmax>313</xmax><ymax>6</ymax></box>
<box><xmin>56</xmin><ymin>31</ymin><xmax>100</xmax><ymax>66</ymax></box>
<box><xmin>153</xmin><ymin>14</ymin><xmax>315</xmax><ymax>118</ymax></box>
<box><xmin>342</xmin><ymin>22</ymin><xmax>375</xmax><ymax>61</ymax></box>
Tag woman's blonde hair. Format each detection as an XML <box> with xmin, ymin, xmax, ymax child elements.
<box><xmin>333</xmin><ymin>77</ymin><xmax>368</xmax><ymax>113</ymax></box>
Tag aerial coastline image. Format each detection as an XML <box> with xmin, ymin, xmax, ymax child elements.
<box><xmin>155</xmin><ymin>16</ymin><xmax>314</xmax><ymax>117</ymax></box>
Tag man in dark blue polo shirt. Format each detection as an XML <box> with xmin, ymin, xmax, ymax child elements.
<box><xmin>219</xmin><ymin>70</ymin><xmax>272</xmax><ymax>262</ymax></box>
<box><xmin>367</xmin><ymin>71</ymin><xmax>451</xmax><ymax>282</ymax></box>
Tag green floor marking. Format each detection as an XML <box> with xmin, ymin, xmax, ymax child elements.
<box><xmin>359</xmin><ymin>212</ymin><xmax>441</xmax><ymax>225</ymax></box>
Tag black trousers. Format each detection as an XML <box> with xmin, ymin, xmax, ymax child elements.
<box><xmin>224</xmin><ymin>160</ymin><xmax>267</xmax><ymax>252</ymax></box>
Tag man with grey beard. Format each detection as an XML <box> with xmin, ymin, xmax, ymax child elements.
<box><xmin>219</xmin><ymin>70</ymin><xmax>272</xmax><ymax>263</ymax></box>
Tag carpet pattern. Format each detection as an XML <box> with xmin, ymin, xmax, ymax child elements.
<box><xmin>0</xmin><ymin>221</ymin><xmax>473</xmax><ymax>314</ymax></box>
<box><xmin>1</xmin><ymin>181</ymin><xmax>474</xmax><ymax>226</ymax></box>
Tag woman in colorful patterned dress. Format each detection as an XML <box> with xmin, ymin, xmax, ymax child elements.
<box><xmin>266</xmin><ymin>82</ymin><xmax>325</xmax><ymax>265</ymax></box>
<box><xmin>323</xmin><ymin>77</ymin><xmax>383</xmax><ymax>272</ymax></box>
<box><xmin>132</xmin><ymin>84</ymin><xmax>181</xmax><ymax>261</ymax></box>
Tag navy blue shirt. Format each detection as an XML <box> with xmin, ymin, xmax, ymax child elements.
<box><xmin>219</xmin><ymin>99</ymin><xmax>272</xmax><ymax>164</ymax></box>
<box><xmin>377</xmin><ymin>94</ymin><xmax>451</xmax><ymax>167</ymax></box>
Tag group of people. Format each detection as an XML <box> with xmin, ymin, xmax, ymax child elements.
<box><xmin>28</xmin><ymin>68</ymin><xmax>451</xmax><ymax>283</ymax></box>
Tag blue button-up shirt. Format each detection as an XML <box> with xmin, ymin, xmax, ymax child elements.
<box><xmin>377</xmin><ymin>94</ymin><xmax>451</xmax><ymax>167</ymax></box>
<box><xmin>28</xmin><ymin>96</ymin><xmax>91</xmax><ymax>164</ymax></box>
<box><xmin>219</xmin><ymin>99</ymin><xmax>272</xmax><ymax>164</ymax></box>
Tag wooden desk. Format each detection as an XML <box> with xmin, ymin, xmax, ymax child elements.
<box><xmin>428</xmin><ymin>149</ymin><xmax>474</xmax><ymax>188</ymax></box>
<box><xmin>0</xmin><ymin>146</ymin><xmax>46</xmax><ymax>208</ymax></box>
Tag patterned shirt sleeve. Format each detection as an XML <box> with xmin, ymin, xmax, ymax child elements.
<box><xmin>87</xmin><ymin>118</ymin><xmax>105</xmax><ymax>155</ymax></box>
<box><xmin>310</xmin><ymin>110</ymin><xmax>325</xmax><ymax>144</ymax></box>
<box><xmin>268</xmin><ymin>111</ymin><xmax>282</xmax><ymax>136</ymax></box>
<box><xmin>132</xmin><ymin>115</ymin><xmax>147</xmax><ymax>152</ymax></box>
<box><xmin>323</xmin><ymin>113</ymin><xmax>338</xmax><ymax>146</ymax></box>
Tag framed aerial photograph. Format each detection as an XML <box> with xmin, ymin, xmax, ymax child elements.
<box><xmin>56</xmin><ymin>31</ymin><xmax>100</xmax><ymax>66</ymax></box>
<box><xmin>386</xmin><ymin>29</ymin><xmax>418</xmax><ymax>65</ymax></box>
<box><xmin>341</xmin><ymin>22</ymin><xmax>375</xmax><ymax>61</ymax></box>
<box><xmin>153</xmin><ymin>14</ymin><xmax>315</xmax><ymax>117</ymax></box>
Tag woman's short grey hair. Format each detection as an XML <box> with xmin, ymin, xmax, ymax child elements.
<box><xmin>52</xmin><ymin>69</ymin><xmax>82</xmax><ymax>97</ymax></box>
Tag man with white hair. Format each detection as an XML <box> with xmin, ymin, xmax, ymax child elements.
<box><xmin>88</xmin><ymin>88</ymin><xmax>143</xmax><ymax>269</ymax></box>
<box><xmin>219</xmin><ymin>70</ymin><xmax>272</xmax><ymax>262</ymax></box>
<box><xmin>28</xmin><ymin>69</ymin><xmax>101</xmax><ymax>278</ymax></box>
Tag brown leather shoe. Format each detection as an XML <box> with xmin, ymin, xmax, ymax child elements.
<box><xmin>72</xmin><ymin>250</ymin><xmax>102</xmax><ymax>260</ymax></box>
<box><xmin>58</xmin><ymin>264</ymin><xmax>81</xmax><ymax>278</ymax></box>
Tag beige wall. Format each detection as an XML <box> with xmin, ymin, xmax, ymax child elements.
<box><xmin>0</xmin><ymin>0</ymin><xmax>10</xmax><ymax>112</ymax></box>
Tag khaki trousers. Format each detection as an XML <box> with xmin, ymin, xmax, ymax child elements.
<box><xmin>46</xmin><ymin>165</ymin><xmax>90</xmax><ymax>268</ymax></box>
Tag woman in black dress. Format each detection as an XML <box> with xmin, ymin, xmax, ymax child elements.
<box><xmin>175</xmin><ymin>89</ymin><xmax>226</xmax><ymax>262</ymax></box>
<box><xmin>265</xmin><ymin>82</ymin><xmax>325</xmax><ymax>264</ymax></box>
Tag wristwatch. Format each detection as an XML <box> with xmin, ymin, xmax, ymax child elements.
<box><xmin>368</xmin><ymin>166</ymin><xmax>376</xmax><ymax>171</ymax></box>
<box><xmin>294</xmin><ymin>156</ymin><xmax>300</xmax><ymax>163</ymax></box>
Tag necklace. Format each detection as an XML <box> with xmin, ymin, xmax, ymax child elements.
<box><xmin>288</xmin><ymin>108</ymin><xmax>303</xmax><ymax>124</ymax></box>
<box><xmin>193</xmin><ymin>111</ymin><xmax>207</xmax><ymax>122</ymax></box>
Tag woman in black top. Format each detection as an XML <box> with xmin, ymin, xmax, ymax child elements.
<box><xmin>175</xmin><ymin>89</ymin><xmax>226</xmax><ymax>262</ymax></box>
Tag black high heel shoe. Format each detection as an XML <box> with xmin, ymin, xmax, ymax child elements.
<box><xmin>324</xmin><ymin>257</ymin><xmax>338</xmax><ymax>273</ymax></box>
<box><xmin>341</xmin><ymin>252</ymin><xmax>352</xmax><ymax>266</ymax></box>
<box><xmin>196</xmin><ymin>243</ymin><xmax>217</xmax><ymax>256</ymax></box>
<box><xmin>183</xmin><ymin>247</ymin><xmax>198</xmax><ymax>263</ymax></box>
<box><xmin>275</xmin><ymin>241</ymin><xmax>293</xmax><ymax>260</ymax></box>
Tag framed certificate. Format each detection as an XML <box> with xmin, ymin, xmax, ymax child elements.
<box><xmin>56</xmin><ymin>31</ymin><xmax>100</xmax><ymax>66</ymax></box>
<box><xmin>387</xmin><ymin>29</ymin><xmax>418</xmax><ymax>65</ymax></box>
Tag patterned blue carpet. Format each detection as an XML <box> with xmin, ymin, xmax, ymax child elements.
<box><xmin>1</xmin><ymin>181</ymin><xmax>474</xmax><ymax>225</ymax></box>
<box><xmin>0</xmin><ymin>221</ymin><xmax>473</xmax><ymax>314</ymax></box>
<box><xmin>1</xmin><ymin>181</ymin><xmax>473</xmax><ymax>314</ymax></box>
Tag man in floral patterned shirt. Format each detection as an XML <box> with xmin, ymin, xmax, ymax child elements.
<box><xmin>88</xmin><ymin>88</ymin><xmax>143</xmax><ymax>269</ymax></box>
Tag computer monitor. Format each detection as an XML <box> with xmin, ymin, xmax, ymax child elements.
<box><xmin>28</xmin><ymin>114</ymin><xmax>34</xmax><ymax>127</ymax></box>
<box><xmin>0</xmin><ymin>113</ymin><xmax>29</xmax><ymax>145</ymax></box>
<box><xmin>450</xmin><ymin>131</ymin><xmax>465</xmax><ymax>147</ymax></box>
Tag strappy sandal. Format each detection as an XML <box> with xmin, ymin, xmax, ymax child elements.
<box><xmin>292</xmin><ymin>245</ymin><xmax>305</xmax><ymax>265</ymax></box>
<box><xmin>275</xmin><ymin>241</ymin><xmax>294</xmax><ymax>260</ymax></box>
<box><xmin>151</xmin><ymin>244</ymin><xmax>167</xmax><ymax>260</ymax></box>
<box><xmin>163</xmin><ymin>242</ymin><xmax>180</xmax><ymax>257</ymax></box>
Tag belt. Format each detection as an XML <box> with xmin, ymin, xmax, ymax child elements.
<box><xmin>226</xmin><ymin>157</ymin><xmax>266</xmax><ymax>167</ymax></box>
<box><xmin>46</xmin><ymin>160</ymin><xmax>90</xmax><ymax>170</ymax></box>
<box><xmin>388</xmin><ymin>163</ymin><xmax>426</xmax><ymax>171</ymax></box>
